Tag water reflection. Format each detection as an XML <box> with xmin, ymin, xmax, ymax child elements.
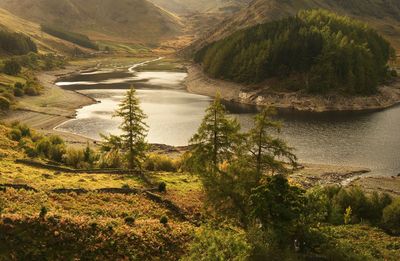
<box><xmin>55</xmin><ymin>64</ymin><xmax>400</xmax><ymax>176</ymax></box>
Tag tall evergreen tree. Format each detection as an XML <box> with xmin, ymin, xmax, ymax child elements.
<box><xmin>189</xmin><ymin>94</ymin><xmax>241</xmax><ymax>173</ymax></box>
<box><xmin>247</xmin><ymin>107</ymin><xmax>297</xmax><ymax>177</ymax></box>
<box><xmin>114</xmin><ymin>87</ymin><xmax>148</xmax><ymax>170</ymax></box>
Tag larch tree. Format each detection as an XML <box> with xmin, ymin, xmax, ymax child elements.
<box><xmin>189</xmin><ymin>94</ymin><xmax>241</xmax><ymax>174</ymax></box>
<box><xmin>247</xmin><ymin>107</ymin><xmax>297</xmax><ymax>178</ymax></box>
<box><xmin>114</xmin><ymin>87</ymin><xmax>148</xmax><ymax>170</ymax></box>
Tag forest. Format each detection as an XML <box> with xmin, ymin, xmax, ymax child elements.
<box><xmin>0</xmin><ymin>30</ymin><xmax>37</xmax><ymax>55</ymax></box>
<box><xmin>41</xmin><ymin>25</ymin><xmax>98</xmax><ymax>50</ymax></box>
<box><xmin>195</xmin><ymin>10</ymin><xmax>396</xmax><ymax>94</ymax></box>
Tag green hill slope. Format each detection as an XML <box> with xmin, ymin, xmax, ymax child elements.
<box><xmin>0</xmin><ymin>0</ymin><xmax>183</xmax><ymax>44</ymax></box>
<box><xmin>195</xmin><ymin>10</ymin><xmax>396</xmax><ymax>94</ymax></box>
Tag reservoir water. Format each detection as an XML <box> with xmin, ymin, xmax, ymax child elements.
<box><xmin>55</xmin><ymin>61</ymin><xmax>400</xmax><ymax>176</ymax></box>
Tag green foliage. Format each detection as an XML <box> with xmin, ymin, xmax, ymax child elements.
<box><xmin>124</xmin><ymin>216</ymin><xmax>135</xmax><ymax>226</ymax></box>
<box><xmin>158</xmin><ymin>182</ymin><xmax>167</xmax><ymax>193</ymax></box>
<box><xmin>35</xmin><ymin>135</ymin><xmax>66</xmax><ymax>162</ymax></box>
<box><xmin>41</xmin><ymin>25</ymin><xmax>98</xmax><ymax>50</ymax></box>
<box><xmin>63</xmin><ymin>148</ymin><xmax>86</xmax><ymax>169</ymax></box>
<box><xmin>250</xmin><ymin>174</ymin><xmax>306</xmax><ymax>246</ymax></box>
<box><xmin>109</xmin><ymin>87</ymin><xmax>148</xmax><ymax>170</ymax></box>
<box><xmin>39</xmin><ymin>206</ymin><xmax>48</xmax><ymax>220</ymax></box>
<box><xmin>0</xmin><ymin>96</ymin><xmax>10</xmax><ymax>111</ymax></box>
<box><xmin>182</xmin><ymin>227</ymin><xmax>251</xmax><ymax>261</ymax></box>
<box><xmin>195</xmin><ymin>9</ymin><xmax>395</xmax><ymax>95</ymax></box>
<box><xmin>187</xmin><ymin>103</ymin><xmax>297</xmax><ymax>224</ymax></box>
<box><xmin>382</xmin><ymin>198</ymin><xmax>400</xmax><ymax>235</ymax></box>
<box><xmin>189</xmin><ymin>94</ymin><xmax>242</xmax><ymax>174</ymax></box>
<box><xmin>144</xmin><ymin>154</ymin><xmax>179</xmax><ymax>172</ymax></box>
<box><xmin>344</xmin><ymin>206</ymin><xmax>352</xmax><ymax>225</ymax></box>
<box><xmin>306</xmin><ymin>185</ymin><xmax>393</xmax><ymax>226</ymax></box>
<box><xmin>13</xmin><ymin>87</ymin><xmax>24</xmax><ymax>97</ymax></box>
<box><xmin>246</xmin><ymin>107</ymin><xmax>297</xmax><ymax>176</ymax></box>
<box><xmin>0</xmin><ymin>30</ymin><xmax>37</xmax><ymax>55</ymax></box>
<box><xmin>3</xmin><ymin>59</ymin><xmax>21</xmax><ymax>75</ymax></box>
<box><xmin>160</xmin><ymin>216</ymin><xmax>168</xmax><ymax>225</ymax></box>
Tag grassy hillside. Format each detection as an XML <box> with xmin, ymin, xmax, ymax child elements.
<box><xmin>191</xmin><ymin>0</ymin><xmax>400</xmax><ymax>52</ymax></box>
<box><xmin>0</xmin><ymin>123</ymin><xmax>200</xmax><ymax>260</ymax></box>
<box><xmin>0</xmin><ymin>0</ymin><xmax>183</xmax><ymax>44</ymax></box>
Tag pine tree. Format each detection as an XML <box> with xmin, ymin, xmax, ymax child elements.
<box><xmin>189</xmin><ymin>94</ymin><xmax>241</xmax><ymax>173</ymax></box>
<box><xmin>114</xmin><ymin>87</ymin><xmax>148</xmax><ymax>170</ymax></box>
<box><xmin>247</xmin><ymin>107</ymin><xmax>297</xmax><ymax>177</ymax></box>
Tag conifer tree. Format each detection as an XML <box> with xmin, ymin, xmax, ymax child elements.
<box><xmin>247</xmin><ymin>107</ymin><xmax>297</xmax><ymax>177</ymax></box>
<box><xmin>114</xmin><ymin>87</ymin><xmax>148</xmax><ymax>170</ymax></box>
<box><xmin>189</xmin><ymin>94</ymin><xmax>241</xmax><ymax>173</ymax></box>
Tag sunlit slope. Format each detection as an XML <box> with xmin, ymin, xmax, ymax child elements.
<box><xmin>149</xmin><ymin>0</ymin><xmax>251</xmax><ymax>14</ymax></box>
<box><xmin>0</xmin><ymin>8</ymin><xmax>92</xmax><ymax>54</ymax></box>
<box><xmin>193</xmin><ymin>0</ymin><xmax>400</xmax><ymax>51</ymax></box>
<box><xmin>0</xmin><ymin>0</ymin><xmax>183</xmax><ymax>44</ymax></box>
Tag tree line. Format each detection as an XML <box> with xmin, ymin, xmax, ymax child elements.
<box><xmin>41</xmin><ymin>25</ymin><xmax>98</xmax><ymax>50</ymax></box>
<box><xmin>0</xmin><ymin>30</ymin><xmax>37</xmax><ymax>55</ymax></box>
<box><xmin>195</xmin><ymin>9</ymin><xmax>396</xmax><ymax>95</ymax></box>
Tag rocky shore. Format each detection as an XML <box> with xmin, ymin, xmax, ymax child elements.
<box><xmin>185</xmin><ymin>65</ymin><xmax>400</xmax><ymax>112</ymax></box>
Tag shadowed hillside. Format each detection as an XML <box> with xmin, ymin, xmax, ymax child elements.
<box><xmin>0</xmin><ymin>0</ymin><xmax>183</xmax><ymax>44</ymax></box>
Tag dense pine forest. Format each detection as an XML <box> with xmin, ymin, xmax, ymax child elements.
<box><xmin>195</xmin><ymin>10</ymin><xmax>396</xmax><ymax>94</ymax></box>
<box><xmin>0</xmin><ymin>30</ymin><xmax>37</xmax><ymax>55</ymax></box>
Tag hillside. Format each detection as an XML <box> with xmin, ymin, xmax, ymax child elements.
<box><xmin>195</xmin><ymin>10</ymin><xmax>395</xmax><ymax>95</ymax></box>
<box><xmin>0</xmin><ymin>0</ymin><xmax>183</xmax><ymax>44</ymax></box>
<box><xmin>0</xmin><ymin>8</ymin><xmax>95</xmax><ymax>54</ymax></box>
<box><xmin>190</xmin><ymin>0</ymin><xmax>400</xmax><ymax>52</ymax></box>
<box><xmin>149</xmin><ymin>0</ymin><xmax>251</xmax><ymax>14</ymax></box>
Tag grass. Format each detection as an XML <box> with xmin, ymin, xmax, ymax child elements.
<box><xmin>321</xmin><ymin>225</ymin><xmax>400</xmax><ymax>260</ymax></box>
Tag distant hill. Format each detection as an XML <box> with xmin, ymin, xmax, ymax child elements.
<box><xmin>195</xmin><ymin>10</ymin><xmax>395</xmax><ymax>95</ymax></box>
<box><xmin>190</xmin><ymin>0</ymin><xmax>400</xmax><ymax>52</ymax></box>
<box><xmin>0</xmin><ymin>0</ymin><xmax>183</xmax><ymax>44</ymax></box>
<box><xmin>0</xmin><ymin>8</ymin><xmax>94</xmax><ymax>55</ymax></box>
<box><xmin>149</xmin><ymin>0</ymin><xmax>251</xmax><ymax>14</ymax></box>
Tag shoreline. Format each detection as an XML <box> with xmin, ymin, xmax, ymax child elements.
<box><xmin>1</xmin><ymin>59</ymin><xmax>399</xmax><ymax>195</ymax></box>
<box><xmin>1</xmin><ymin>65</ymin><xmax>97</xmax><ymax>145</ymax></box>
<box><xmin>185</xmin><ymin>64</ymin><xmax>400</xmax><ymax>113</ymax></box>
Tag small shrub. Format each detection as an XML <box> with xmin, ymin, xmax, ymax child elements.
<box><xmin>24</xmin><ymin>86</ymin><xmax>39</xmax><ymax>96</ymax></box>
<box><xmin>382</xmin><ymin>198</ymin><xmax>400</xmax><ymax>235</ymax></box>
<box><xmin>14</xmin><ymin>82</ymin><xmax>24</xmax><ymax>89</ymax></box>
<box><xmin>39</xmin><ymin>206</ymin><xmax>48</xmax><ymax>220</ymax></box>
<box><xmin>3</xmin><ymin>60</ymin><xmax>21</xmax><ymax>75</ymax></box>
<box><xmin>124</xmin><ymin>216</ymin><xmax>135</xmax><ymax>226</ymax></box>
<box><xmin>0</xmin><ymin>96</ymin><xmax>10</xmax><ymax>110</ymax></box>
<box><xmin>13</xmin><ymin>88</ymin><xmax>24</xmax><ymax>97</ymax></box>
<box><xmin>63</xmin><ymin>148</ymin><xmax>85</xmax><ymax>168</ymax></box>
<box><xmin>158</xmin><ymin>182</ymin><xmax>167</xmax><ymax>193</ymax></box>
<box><xmin>344</xmin><ymin>206</ymin><xmax>352</xmax><ymax>225</ymax></box>
<box><xmin>160</xmin><ymin>216</ymin><xmax>168</xmax><ymax>225</ymax></box>
<box><xmin>121</xmin><ymin>184</ymin><xmax>130</xmax><ymax>189</ymax></box>
<box><xmin>144</xmin><ymin>154</ymin><xmax>178</xmax><ymax>172</ymax></box>
<box><xmin>9</xmin><ymin>128</ymin><xmax>22</xmax><ymax>141</ymax></box>
<box><xmin>182</xmin><ymin>226</ymin><xmax>251</xmax><ymax>261</ymax></box>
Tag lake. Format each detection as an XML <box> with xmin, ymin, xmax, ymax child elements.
<box><xmin>55</xmin><ymin>61</ymin><xmax>400</xmax><ymax>176</ymax></box>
